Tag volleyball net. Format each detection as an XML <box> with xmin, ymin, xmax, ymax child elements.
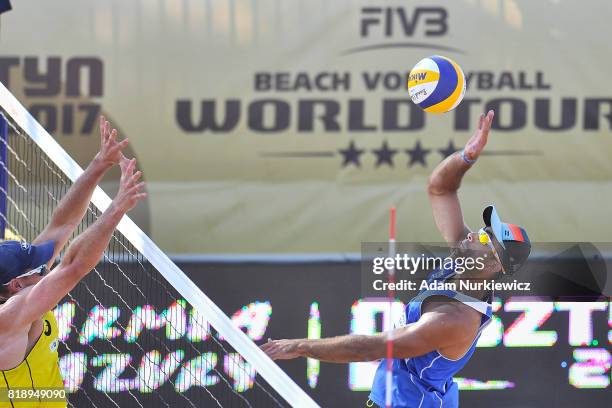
<box><xmin>0</xmin><ymin>82</ymin><xmax>318</xmax><ymax>408</ymax></box>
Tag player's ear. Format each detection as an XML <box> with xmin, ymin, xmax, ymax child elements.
<box><xmin>4</xmin><ymin>278</ymin><xmax>20</xmax><ymax>294</ymax></box>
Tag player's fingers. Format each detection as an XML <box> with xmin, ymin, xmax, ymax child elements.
<box><xmin>265</xmin><ymin>348</ymin><xmax>279</xmax><ymax>359</ymax></box>
<box><xmin>121</xmin><ymin>157</ymin><xmax>136</xmax><ymax>175</ymax></box>
<box><xmin>131</xmin><ymin>171</ymin><xmax>142</xmax><ymax>183</ymax></box>
<box><xmin>478</xmin><ymin>113</ymin><xmax>484</xmax><ymax>130</ymax></box>
<box><xmin>109</xmin><ymin>128</ymin><xmax>118</xmax><ymax>142</ymax></box>
<box><xmin>125</xmin><ymin>175</ymin><xmax>140</xmax><ymax>189</ymax></box>
<box><xmin>480</xmin><ymin>112</ymin><xmax>492</xmax><ymax>135</ymax></box>
<box><xmin>120</xmin><ymin>156</ymin><xmax>129</xmax><ymax>168</ymax></box>
<box><xmin>130</xmin><ymin>182</ymin><xmax>146</xmax><ymax>192</ymax></box>
<box><xmin>486</xmin><ymin>110</ymin><xmax>494</xmax><ymax>127</ymax></box>
<box><xmin>124</xmin><ymin>159</ymin><xmax>134</xmax><ymax>174</ymax></box>
<box><xmin>99</xmin><ymin>116</ymin><xmax>106</xmax><ymax>139</ymax></box>
<box><xmin>480</xmin><ymin>130</ymin><xmax>489</xmax><ymax>147</ymax></box>
<box><xmin>119</xmin><ymin>157</ymin><xmax>127</xmax><ymax>171</ymax></box>
<box><xmin>119</xmin><ymin>158</ymin><xmax>132</xmax><ymax>177</ymax></box>
<box><xmin>127</xmin><ymin>184</ymin><xmax>146</xmax><ymax>196</ymax></box>
<box><xmin>118</xmin><ymin>138</ymin><xmax>129</xmax><ymax>149</ymax></box>
<box><xmin>482</xmin><ymin>111</ymin><xmax>495</xmax><ymax>140</ymax></box>
<box><xmin>109</xmin><ymin>138</ymin><xmax>129</xmax><ymax>153</ymax></box>
<box><xmin>260</xmin><ymin>343</ymin><xmax>274</xmax><ymax>354</ymax></box>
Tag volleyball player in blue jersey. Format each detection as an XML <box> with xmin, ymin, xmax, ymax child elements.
<box><xmin>262</xmin><ymin>110</ymin><xmax>531</xmax><ymax>407</ymax></box>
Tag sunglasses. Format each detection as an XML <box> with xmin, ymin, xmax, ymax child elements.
<box><xmin>478</xmin><ymin>227</ymin><xmax>507</xmax><ymax>275</ymax></box>
<box><xmin>15</xmin><ymin>264</ymin><xmax>48</xmax><ymax>280</ymax></box>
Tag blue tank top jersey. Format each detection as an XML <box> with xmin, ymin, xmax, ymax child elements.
<box><xmin>369</xmin><ymin>267</ymin><xmax>493</xmax><ymax>408</ymax></box>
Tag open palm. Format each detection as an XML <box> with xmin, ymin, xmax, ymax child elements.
<box><xmin>98</xmin><ymin>115</ymin><xmax>128</xmax><ymax>166</ymax></box>
<box><xmin>464</xmin><ymin>110</ymin><xmax>494</xmax><ymax>161</ymax></box>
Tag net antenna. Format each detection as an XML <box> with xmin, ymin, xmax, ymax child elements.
<box><xmin>385</xmin><ymin>207</ymin><xmax>396</xmax><ymax>408</ymax></box>
<box><xmin>0</xmin><ymin>82</ymin><xmax>318</xmax><ymax>408</ymax></box>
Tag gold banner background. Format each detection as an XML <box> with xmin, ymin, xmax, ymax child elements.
<box><xmin>1</xmin><ymin>0</ymin><xmax>611</xmax><ymax>252</ymax></box>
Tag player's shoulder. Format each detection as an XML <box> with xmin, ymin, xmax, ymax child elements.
<box><xmin>420</xmin><ymin>295</ymin><xmax>481</xmax><ymax>328</ymax></box>
<box><xmin>0</xmin><ymin>301</ymin><xmax>15</xmax><ymax>331</ymax></box>
<box><xmin>0</xmin><ymin>304</ymin><xmax>32</xmax><ymax>344</ymax></box>
<box><xmin>417</xmin><ymin>297</ymin><xmax>483</xmax><ymax>359</ymax></box>
<box><xmin>0</xmin><ymin>290</ymin><xmax>37</xmax><ymax>332</ymax></box>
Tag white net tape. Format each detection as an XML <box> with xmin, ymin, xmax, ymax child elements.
<box><xmin>0</xmin><ymin>83</ymin><xmax>318</xmax><ymax>408</ymax></box>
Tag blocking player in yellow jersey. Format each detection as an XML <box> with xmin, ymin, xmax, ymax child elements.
<box><xmin>0</xmin><ymin>117</ymin><xmax>146</xmax><ymax>407</ymax></box>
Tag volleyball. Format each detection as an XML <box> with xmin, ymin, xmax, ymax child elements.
<box><xmin>408</xmin><ymin>55</ymin><xmax>466</xmax><ymax>114</ymax></box>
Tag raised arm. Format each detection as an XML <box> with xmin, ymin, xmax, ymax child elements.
<box><xmin>2</xmin><ymin>156</ymin><xmax>145</xmax><ymax>329</ymax></box>
<box><xmin>427</xmin><ymin>110</ymin><xmax>494</xmax><ymax>243</ymax></box>
<box><xmin>261</xmin><ymin>305</ymin><xmax>475</xmax><ymax>363</ymax></box>
<box><xmin>33</xmin><ymin>116</ymin><xmax>129</xmax><ymax>266</ymax></box>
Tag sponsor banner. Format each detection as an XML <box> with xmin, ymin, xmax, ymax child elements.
<box><xmin>1</xmin><ymin>1</ymin><xmax>612</xmax><ymax>252</ymax></box>
<box><xmin>60</xmin><ymin>260</ymin><xmax>612</xmax><ymax>407</ymax></box>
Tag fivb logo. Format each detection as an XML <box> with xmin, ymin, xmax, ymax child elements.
<box><xmin>348</xmin><ymin>6</ymin><xmax>456</xmax><ymax>55</ymax></box>
<box><xmin>360</xmin><ymin>6</ymin><xmax>448</xmax><ymax>38</ymax></box>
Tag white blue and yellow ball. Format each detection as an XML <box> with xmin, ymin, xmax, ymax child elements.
<box><xmin>408</xmin><ymin>55</ymin><xmax>466</xmax><ymax>114</ymax></box>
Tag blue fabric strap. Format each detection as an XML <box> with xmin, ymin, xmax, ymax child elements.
<box><xmin>460</xmin><ymin>149</ymin><xmax>477</xmax><ymax>165</ymax></box>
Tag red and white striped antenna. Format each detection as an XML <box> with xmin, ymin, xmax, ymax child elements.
<box><xmin>385</xmin><ymin>207</ymin><xmax>396</xmax><ymax>408</ymax></box>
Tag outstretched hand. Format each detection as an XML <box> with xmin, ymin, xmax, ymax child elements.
<box><xmin>463</xmin><ymin>110</ymin><xmax>494</xmax><ymax>162</ymax></box>
<box><xmin>260</xmin><ymin>338</ymin><xmax>302</xmax><ymax>360</ymax></box>
<box><xmin>112</xmin><ymin>156</ymin><xmax>146</xmax><ymax>213</ymax></box>
<box><xmin>97</xmin><ymin>115</ymin><xmax>129</xmax><ymax>166</ymax></box>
